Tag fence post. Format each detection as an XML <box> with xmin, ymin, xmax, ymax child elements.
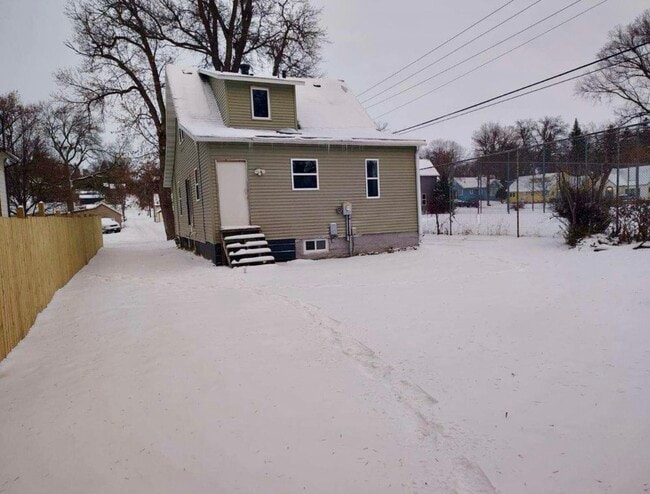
<box><xmin>516</xmin><ymin>150</ymin><xmax>520</xmax><ymax>238</ymax></box>
<box><xmin>37</xmin><ymin>202</ymin><xmax>45</xmax><ymax>217</ymax></box>
<box><xmin>542</xmin><ymin>143</ymin><xmax>547</xmax><ymax>213</ymax></box>
<box><xmin>507</xmin><ymin>151</ymin><xmax>511</xmax><ymax>214</ymax></box>
<box><xmin>616</xmin><ymin>134</ymin><xmax>620</xmax><ymax>233</ymax></box>
<box><xmin>16</xmin><ymin>206</ymin><xmax>25</xmax><ymax>218</ymax></box>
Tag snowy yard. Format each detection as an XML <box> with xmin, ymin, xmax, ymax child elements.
<box><xmin>1</xmin><ymin>214</ymin><xmax>649</xmax><ymax>493</ymax></box>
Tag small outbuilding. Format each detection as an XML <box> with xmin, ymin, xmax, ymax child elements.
<box><xmin>71</xmin><ymin>202</ymin><xmax>123</xmax><ymax>226</ymax></box>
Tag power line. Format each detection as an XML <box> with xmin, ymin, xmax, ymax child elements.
<box><xmin>419</xmin><ymin>68</ymin><xmax>604</xmax><ymax>128</ymax></box>
<box><xmin>361</xmin><ymin>0</ymin><xmax>546</xmax><ymax>104</ymax></box>
<box><xmin>394</xmin><ymin>42</ymin><xmax>649</xmax><ymax>134</ymax></box>
<box><xmin>365</xmin><ymin>0</ymin><xmax>584</xmax><ymax>109</ymax></box>
<box><xmin>358</xmin><ymin>0</ymin><xmax>516</xmax><ymax>97</ymax></box>
<box><xmin>373</xmin><ymin>0</ymin><xmax>609</xmax><ymax>119</ymax></box>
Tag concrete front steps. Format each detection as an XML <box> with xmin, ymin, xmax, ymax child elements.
<box><xmin>222</xmin><ymin>226</ymin><xmax>276</xmax><ymax>267</ymax></box>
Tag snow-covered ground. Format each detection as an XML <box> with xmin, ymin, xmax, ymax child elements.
<box><xmin>1</xmin><ymin>214</ymin><xmax>649</xmax><ymax>493</ymax></box>
<box><xmin>422</xmin><ymin>202</ymin><xmax>562</xmax><ymax>237</ymax></box>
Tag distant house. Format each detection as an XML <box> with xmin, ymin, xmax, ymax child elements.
<box><xmin>78</xmin><ymin>190</ymin><xmax>104</xmax><ymax>206</ymax></box>
<box><xmin>70</xmin><ymin>201</ymin><xmax>123</xmax><ymax>226</ymax></box>
<box><xmin>507</xmin><ymin>173</ymin><xmax>559</xmax><ymax>203</ymax></box>
<box><xmin>605</xmin><ymin>165</ymin><xmax>650</xmax><ymax>199</ymax></box>
<box><xmin>419</xmin><ymin>159</ymin><xmax>440</xmax><ymax>213</ymax></box>
<box><xmin>452</xmin><ymin>177</ymin><xmax>502</xmax><ymax>202</ymax></box>
<box><xmin>163</xmin><ymin>65</ymin><xmax>424</xmax><ymax>266</ymax></box>
<box><xmin>0</xmin><ymin>149</ymin><xmax>18</xmax><ymax>217</ymax></box>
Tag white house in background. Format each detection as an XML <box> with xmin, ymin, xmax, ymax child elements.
<box><xmin>419</xmin><ymin>159</ymin><xmax>440</xmax><ymax>213</ymax></box>
<box><xmin>0</xmin><ymin>149</ymin><xmax>18</xmax><ymax>217</ymax></box>
<box><xmin>606</xmin><ymin>165</ymin><xmax>650</xmax><ymax>199</ymax></box>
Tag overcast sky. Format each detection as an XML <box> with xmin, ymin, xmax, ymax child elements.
<box><xmin>0</xmin><ymin>0</ymin><xmax>647</xmax><ymax>149</ymax></box>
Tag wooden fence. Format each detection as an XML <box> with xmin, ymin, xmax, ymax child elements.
<box><xmin>0</xmin><ymin>215</ymin><xmax>103</xmax><ymax>361</ymax></box>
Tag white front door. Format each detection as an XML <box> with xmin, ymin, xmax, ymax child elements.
<box><xmin>216</xmin><ymin>161</ymin><xmax>250</xmax><ymax>227</ymax></box>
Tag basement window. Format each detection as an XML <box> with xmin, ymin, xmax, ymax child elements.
<box><xmin>292</xmin><ymin>159</ymin><xmax>319</xmax><ymax>190</ymax></box>
<box><xmin>194</xmin><ymin>168</ymin><xmax>201</xmax><ymax>201</ymax></box>
<box><xmin>251</xmin><ymin>87</ymin><xmax>271</xmax><ymax>120</ymax></box>
<box><xmin>366</xmin><ymin>159</ymin><xmax>380</xmax><ymax>198</ymax></box>
<box><xmin>304</xmin><ymin>239</ymin><xmax>328</xmax><ymax>253</ymax></box>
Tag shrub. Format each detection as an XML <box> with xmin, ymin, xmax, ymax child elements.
<box><xmin>615</xmin><ymin>200</ymin><xmax>650</xmax><ymax>243</ymax></box>
<box><xmin>555</xmin><ymin>173</ymin><xmax>611</xmax><ymax>246</ymax></box>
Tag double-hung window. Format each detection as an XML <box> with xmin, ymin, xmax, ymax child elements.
<box><xmin>292</xmin><ymin>159</ymin><xmax>319</xmax><ymax>190</ymax></box>
<box><xmin>366</xmin><ymin>159</ymin><xmax>380</xmax><ymax>198</ymax></box>
<box><xmin>251</xmin><ymin>87</ymin><xmax>270</xmax><ymax>120</ymax></box>
<box><xmin>194</xmin><ymin>168</ymin><xmax>201</xmax><ymax>201</ymax></box>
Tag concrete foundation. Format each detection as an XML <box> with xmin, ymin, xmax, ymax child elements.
<box><xmin>296</xmin><ymin>232</ymin><xmax>418</xmax><ymax>260</ymax></box>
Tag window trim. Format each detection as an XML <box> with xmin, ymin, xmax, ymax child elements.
<box><xmin>365</xmin><ymin>159</ymin><xmax>381</xmax><ymax>199</ymax></box>
<box><xmin>291</xmin><ymin>158</ymin><xmax>320</xmax><ymax>191</ymax></box>
<box><xmin>250</xmin><ymin>86</ymin><xmax>271</xmax><ymax>120</ymax></box>
<box><xmin>304</xmin><ymin>238</ymin><xmax>329</xmax><ymax>254</ymax></box>
<box><xmin>178</xmin><ymin>127</ymin><xmax>185</xmax><ymax>144</ymax></box>
<box><xmin>194</xmin><ymin>167</ymin><xmax>201</xmax><ymax>201</ymax></box>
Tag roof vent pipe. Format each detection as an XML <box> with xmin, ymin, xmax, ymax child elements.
<box><xmin>240</xmin><ymin>63</ymin><xmax>251</xmax><ymax>75</ymax></box>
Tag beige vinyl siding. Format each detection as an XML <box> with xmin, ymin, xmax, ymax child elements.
<box><xmin>174</xmin><ymin>133</ymin><xmax>207</xmax><ymax>242</ymax></box>
<box><xmin>224</xmin><ymin>80</ymin><xmax>297</xmax><ymax>130</ymax></box>
<box><xmin>209</xmin><ymin>78</ymin><xmax>230</xmax><ymax>126</ymax></box>
<box><xmin>201</xmin><ymin>143</ymin><xmax>418</xmax><ymax>242</ymax></box>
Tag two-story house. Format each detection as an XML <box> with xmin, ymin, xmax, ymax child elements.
<box><xmin>163</xmin><ymin>65</ymin><xmax>424</xmax><ymax>266</ymax></box>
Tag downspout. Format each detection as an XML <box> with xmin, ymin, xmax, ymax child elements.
<box><xmin>415</xmin><ymin>148</ymin><xmax>422</xmax><ymax>241</ymax></box>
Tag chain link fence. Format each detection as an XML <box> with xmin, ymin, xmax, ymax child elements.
<box><xmin>421</xmin><ymin>122</ymin><xmax>650</xmax><ymax>242</ymax></box>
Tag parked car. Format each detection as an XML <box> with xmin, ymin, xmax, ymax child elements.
<box><xmin>101</xmin><ymin>217</ymin><xmax>121</xmax><ymax>234</ymax></box>
<box><xmin>454</xmin><ymin>199</ymin><xmax>479</xmax><ymax>208</ymax></box>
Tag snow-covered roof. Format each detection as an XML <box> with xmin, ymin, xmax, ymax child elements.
<box><xmin>197</xmin><ymin>68</ymin><xmax>304</xmax><ymax>87</ymax></box>
<box><xmin>419</xmin><ymin>160</ymin><xmax>440</xmax><ymax>177</ymax></box>
<box><xmin>607</xmin><ymin>165</ymin><xmax>650</xmax><ymax>187</ymax></box>
<box><xmin>507</xmin><ymin>173</ymin><xmax>559</xmax><ymax>193</ymax></box>
<box><xmin>73</xmin><ymin>201</ymin><xmax>122</xmax><ymax>216</ymax></box>
<box><xmin>454</xmin><ymin>177</ymin><xmax>501</xmax><ymax>189</ymax></box>
<box><xmin>165</xmin><ymin>65</ymin><xmax>424</xmax><ymax>148</ymax></box>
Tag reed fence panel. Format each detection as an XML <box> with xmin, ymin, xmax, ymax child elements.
<box><xmin>0</xmin><ymin>215</ymin><xmax>102</xmax><ymax>361</ymax></box>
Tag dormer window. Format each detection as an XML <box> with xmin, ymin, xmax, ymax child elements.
<box><xmin>251</xmin><ymin>87</ymin><xmax>271</xmax><ymax>120</ymax></box>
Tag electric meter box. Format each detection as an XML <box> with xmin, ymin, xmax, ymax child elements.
<box><xmin>341</xmin><ymin>202</ymin><xmax>352</xmax><ymax>216</ymax></box>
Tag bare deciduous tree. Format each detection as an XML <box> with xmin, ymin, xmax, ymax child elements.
<box><xmin>42</xmin><ymin>102</ymin><xmax>101</xmax><ymax>211</ymax></box>
<box><xmin>158</xmin><ymin>0</ymin><xmax>257</xmax><ymax>72</ymax></box>
<box><xmin>578</xmin><ymin>10</ymin><xmax>650</xmax><ymax>123</ymax></box>
<box><xmin>58</xmin><ymin>0</ymin><xmax>177</xmax><ymax>237</ymax></box>
<box><xmin>260</xmin><ymin>0</ymin><xmax>327</xmax><ymax>77</ymax></box>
